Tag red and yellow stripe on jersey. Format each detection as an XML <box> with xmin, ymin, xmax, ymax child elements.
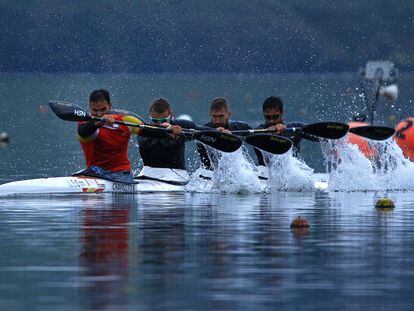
<box><xmin>78</xmin><ymin>115</ymin><xmax>142</xmax><ymax>172</ymax></box>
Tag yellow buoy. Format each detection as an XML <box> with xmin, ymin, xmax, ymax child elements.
<box><xmin>375</xmin><ymin>198</ymin><xmax>395</xmax><ymax>209</ymax></box>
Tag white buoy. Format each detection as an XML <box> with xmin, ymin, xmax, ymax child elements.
<box><xmin>0</xmin><ymin>132</ymin><xmax>10</xmax><ymax>143</ymax></box>
<box><xmin>380</xmin><ymin>84</ymin><xmax>398</xmax><ymax>102</ymax></box>
<box><xmin>177</xmin><ymin>114</ymin><xmax>193</xmax><ymax>122</ymax></box>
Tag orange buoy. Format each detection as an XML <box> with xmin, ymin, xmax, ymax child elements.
<box><xmin>348</xmin><ymin>121</ymin><xmax>377</xmax><ymax>159</ymax></box>
<box><xmin>394</xmin><ymin>117</ymin><xmax>414</xmax><ymax>161</ymax></box>
<box><xmin>290</xmin><ymin>216</ymin><xmax>310</xmax><ymax>228</ymax></box>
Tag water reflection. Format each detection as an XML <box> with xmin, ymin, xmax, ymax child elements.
<box><xmin>134</xmin><ymin>193</ymin><xmax>322</xmax><ymax>309</ymax></box>
<box><xmin>77</xmin><ymin>195</ymin><xmax>136</xmax><ymax>310</ymax></box>
<box><xmin>2</xmin><ymin>191</ymin><xmax>414</xmax><ymax>309</ymax></box>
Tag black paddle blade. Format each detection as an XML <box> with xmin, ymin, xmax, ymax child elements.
<box><xmin>194</xmin><ymin>130</ymin><xmax>243</xmax><ymax>152</ymax></box>
<box><xmin>49</xmin><ymin>101</ymin><xmax>92</xmax><ymax>122</ymax></box>
<box><xmin>244</xmin><ymin>134</ymin><xmax>292</xmax><ymax>154</ymax></box>
<box><xmin>302</xmin><ymin>122</ymin><xmax>349</xmax><ymax>139</ymax></box>
<box><xmin>349</xmin><ymin>125</ymin><xmax>395</xmax><ymax>141</ymax></box>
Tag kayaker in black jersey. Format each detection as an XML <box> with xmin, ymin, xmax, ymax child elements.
<box><xmin>137</xmin><ymin>97</ymin><xmax>197</xmax><ymax>171</ymax></box>
<box><xmin>254</xmin><ymin>96</ymin><xmax>318</xmax><ymax>167</ymax></box>
<box><xmin>197</xmin><ymin>97</ymin><xmax>251</xmax><ymax>170</ymax></box>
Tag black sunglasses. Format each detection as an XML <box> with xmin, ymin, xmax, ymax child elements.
<box><xmin>264</xmin><ymin>114</ymin><xmax>281</xmax><ymax>120</ymax></box>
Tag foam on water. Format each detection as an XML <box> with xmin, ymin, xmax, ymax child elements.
<box><xmin>265</xmin><ymin>150</ymin><xmax>315</xmax><ymax>192</ymax></box>
<box><xmin>186</xmin><ymin>146</ymin><xmax>263</xmax><ymax>193</ymax></box>
<box><xmin>321</xmin><ymin>137</ymin><xmax>414</xmax><ymax>191</ymax></box>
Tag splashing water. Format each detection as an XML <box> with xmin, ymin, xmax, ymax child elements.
<box><xmin>321</xmin><ymin>137</ymin><xmax>414</xmax><ymax>191</ymax></box>
<box><xmin>377</xmin><ymin>140</ymin><xmax>414</xmax><ymax>190</ymax></box>
<box><xmin>187</xmin><ymin>146</ymin><xmax>263</xmax><ymax>193</ymax></box>
<box><xmin>187</xmin><ymin>145</ymin><xmax>317</xmax><ymax>193</ymax></box>
<box><xmin>265</xmin><ymin>150</ymin><xmax>315</xmax><ymax>192</ymax></box>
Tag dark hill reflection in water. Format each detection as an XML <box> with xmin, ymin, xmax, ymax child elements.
<box><xmin>1</xmin><ymin>192</ymin><xmax>414</xmax><ymax>309</ymax></box>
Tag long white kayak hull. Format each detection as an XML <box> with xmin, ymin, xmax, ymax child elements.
<box><xmin>0</xmin><ymin>176</ymin><xmax>185</xmax><ymax>196</ymax></box>
<box><xmin>0</xmin><ymin>171</ymin><xmax>328</xmax><ymax>196</ymax></box>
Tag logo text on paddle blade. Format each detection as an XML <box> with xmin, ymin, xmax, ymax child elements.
<box><xmin>200</xmin><ymin>135</ymin><xmax>216</xmax><ymax>143</ymax></box>
<box><xmin>74</xmin><ymin>109</ymin><xmax>86</xmax><ymax>117</ymax></box>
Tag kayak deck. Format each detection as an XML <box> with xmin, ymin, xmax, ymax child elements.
<box><xmin>0</xmin><ymin>176</ymin><xmax>186</xmax><ymax>196</ymax></box>
<box><xmin>0</xmin><ymin>172</ymin><xmax>329</xmax><ymax>196</ymax></box>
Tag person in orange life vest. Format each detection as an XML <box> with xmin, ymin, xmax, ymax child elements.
<box><xmin>74</xmin><ymin>89</ymin><xmax>144</xmax><ymax>183</ymax></box>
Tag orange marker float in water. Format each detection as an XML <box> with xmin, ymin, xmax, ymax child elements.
<box><xmin>290</xmin><ymin>216</ymin><xmax>310</xmax><ymax>228</ymax></box>
<box><xmin>348</xmin><ymin>121</ymin><xmax>377</xmax><ymax>159</ymax></box>
<box><xmin>394</xmin><ymin>117</ymin><xmax>414</xmax><ymax>161</ymax></box>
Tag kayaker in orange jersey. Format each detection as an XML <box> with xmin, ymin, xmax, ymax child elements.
<box><xmin>74</xmin><ymin>89</ymin><xmax>144</xmax><ymax>183</ymax></box>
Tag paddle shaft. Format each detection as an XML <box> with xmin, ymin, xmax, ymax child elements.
<box><xmin>49</xmin><ymin>100</ymin><xmax>242</xmax><ymax>152</ymax></box>
<box><xmin>90</xmin><ymin>115</ymin><xmax>170</xmax><ymax>132</ymax></box>
<box><xmin>231</xmin><ymin>122</ymin><xmax>349</xmax><ymax>140</ymax></box>
<box><xmin>92</xmin><ymin>116</ymin><xmax>231</xmax><ymax>136</ymax></box>
<box><xmin>231</xmin><ymin>127</ymin><xmax>300</xmax><ymax>135</ymax></box>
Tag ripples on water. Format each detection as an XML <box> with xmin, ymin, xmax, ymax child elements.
<box><xmin>1</xmin><ymin>190</ymin><xmax>414</xmax><ymax>309</ymax></box>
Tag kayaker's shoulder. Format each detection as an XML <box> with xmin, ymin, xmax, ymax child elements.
<box><xmin>256</xmin><ymin>123</ymin><xmax>266</xmax><ymax>129</ymax></box>
<box><xmin>172</xmin><ymin>118</ymin><xmax>197</xmax><ymax>129</ymax></box>
<box><xmin>228</xmin><ymin>120</ymin><xmax>251</xmax><ymax>130</ymax></box>
<box><xmin>286</xmin><ymin>121</ymin><xmax>306</xmax><ymax>128</ymax></box>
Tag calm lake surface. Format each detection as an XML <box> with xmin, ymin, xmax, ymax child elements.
<box><xmin>1</xmin><ymin>73</ymin><xmax>414</xmax><ymax>310</ymax></box>
<box><xmin>2</xmin><ymin>192</ymin><xmax>414</xmax><ymax>310</ymax></box>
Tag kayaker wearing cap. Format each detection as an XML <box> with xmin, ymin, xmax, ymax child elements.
<box><xmin>197</xmin><ymin>97</ymin><xmax>251</xmax><ymax>170</ymax></box>
<box><xmin>136</xmin><ymin>97</ymin><xmax>198</xmax><ymax>184</ymax></box>
<box><xmin>75</xmin><ymin>89</ymin><xmax>144</xmax><ymax>183</ymax></box>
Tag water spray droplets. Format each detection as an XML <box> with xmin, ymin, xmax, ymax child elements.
<box><xmin>321</xmin><ymin>138</ymin><xmax>414</xmax><ymax>191</ymax></box>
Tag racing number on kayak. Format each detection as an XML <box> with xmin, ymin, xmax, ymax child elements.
<box><xmin>395</xmin><ymin>119</ymin><xmax>413</xmax><ymax>139</ymax></box>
